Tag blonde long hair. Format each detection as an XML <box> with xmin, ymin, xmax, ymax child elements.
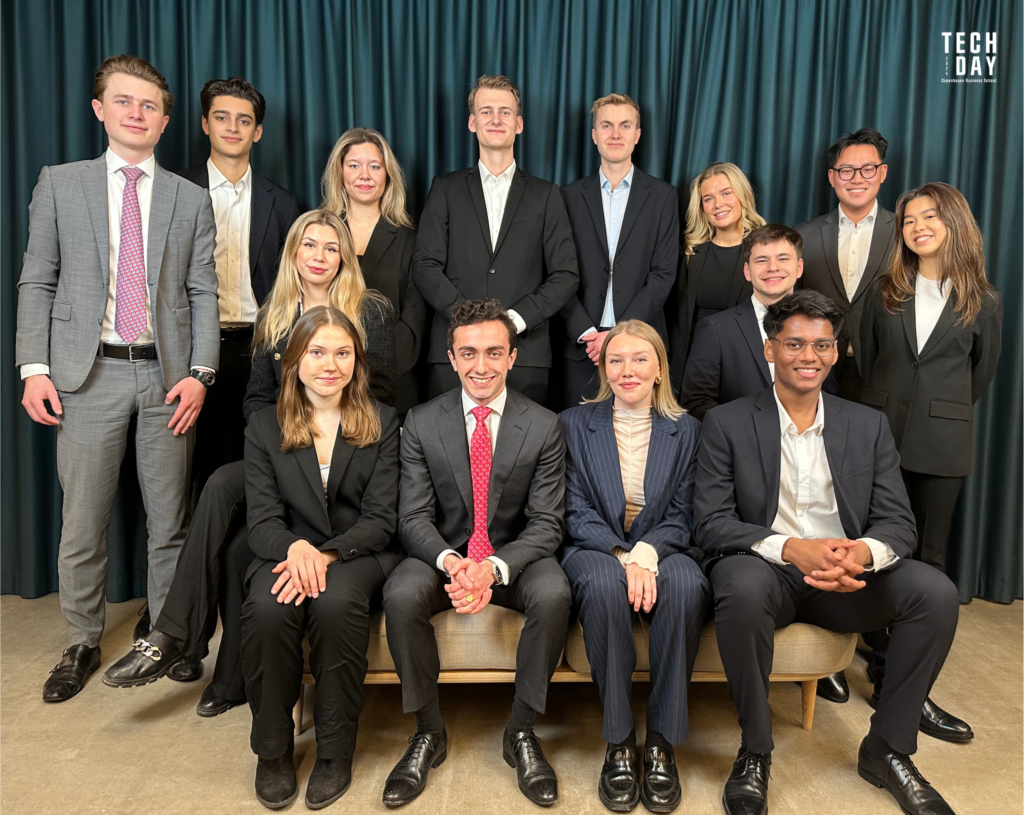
<box><xmin>586</xmin><ymin>320</ymin><xmax>684</xmax><ymax>420</ymax></box>
<box><xmin>320</xmin><ymin>128</ymin><xmax>413</xmax><ymax>228</ymax></box>
<box><xmin>277</xmin><ymin>307</ymin><xmax>381</xmax><ymax>450</ymax></box>
<box><xmin>684</xmin><ymin>162</ymin><xmax>765</xmax><ymax>256</ymax></box>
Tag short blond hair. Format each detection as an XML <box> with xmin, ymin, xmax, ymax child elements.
<box><xmin>468</xmin><ymin>75</ymin><xmax>521</xmax><ymax>116</ymax></box>
<box><xmin>93</xmin><ymin>54</ymin><xmax>173</xmax><ymax>114</ymax></box>
<box><xmin>591</xmin><ymin>93</ymin><xmax>640</xmax><ymax>130</ymax></box>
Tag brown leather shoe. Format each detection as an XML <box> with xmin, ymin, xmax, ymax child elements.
<box><xmin>42</xmin><ymin>645</ymin><xmax>101</xmax><ymax>703</ymax></box>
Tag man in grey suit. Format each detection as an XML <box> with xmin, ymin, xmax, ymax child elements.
<box><xmin>381</xmin><ymin>299</ymin><xmax>571</xmax><ymax>809</ymax></box>
<box><xmin>695</xmin><ymin>291</ymin><xmax>961</xmax><ymax>815</ymax></box>
<box><xmin>16</xmin><ymin>54</ymin><xmax>219</xmax><ymax>703</ymax></box>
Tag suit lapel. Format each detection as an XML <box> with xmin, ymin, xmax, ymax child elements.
<box><xmin>752</xmin><ymin>390</ymin><xmax>782</xmax><ymax>525</ymax></box>
<box><xmin>615</xmin><ymin>169</ymin><xmax>648</xmax><ymax>254</ymax></box>
<box><xmin>249</xmin><ymin>170</ymin><xmax>273</xmax><ymax>272</ymax></box>
<box><xmin>491</xmin><ymin>169</ymin><xmax>526</xmax><ymax>258</ymax></box>
<box><xmin>822</xmin><ymin>397</ymin><xmax>854</xmax><ymax>533</ymax></box>
<box><xmin>726</xmin><ymin>245</ymin><xmax>749</xmax><ymax>305</ymax></box>
<box><xmin>631</xmin><ymin>411</ymin><xmax>678</xmax><ymax>539</ymax></box>
<box><xmin>487</xmin><ymin>391</ymin><xmax>528</xmax><ymax>524</ymax></box>
<box><xmin>82</xmin><ymin>157</ymin><xmax>110</xmax><ymax>285</ymax></box>
<box><xmin>820</xmin><ymin>212</ymin><xmax>846</xmax><ymax>304</ymax></box>
<box><xmin>359</xmin><ymin>219</ymin><xmax>396</xmax><ymax>287</ymax></box>
<box><xmin>735</xmin><ymin>299</ymin><xmax>772</xmax><ymax>386</ymax></box>
<box><xmin>147</xmin><ymin>166</ymin><xmax>175</xmax><ymax>291</ymax></box>
<box><xmin>587</xmin><ymin>401</ymin><xmax>626</xmax><ymax>532</ymax></box>
<box><xmin>294</xmin><ymin>444</ymin><xmax>331</xmax><ymax>525</ymax></box>
<box><xmin>439</xmin><ymin>393</ymin><xmax>474</xmax><ymax>516</ymax></box>
<box><xmin>582</xmin><ymin>174</ymin><xmax>610</xmax><ymax>259</ymax></box>
<box><xmin>919</xmin><ymin>295</ymin><xmax>956</xmax><ymax>359</ymax></box>
<box><xmin>466</xmin><ymin>168</ymin><xmax>493</xmax><ymax>255</ymax></box>
<box><xmin>325</xmin><ymin>431</ymin><xmax>356</xmax><ymax>509</ymax></box>
<box><xmin>851</xmin><ymin>207</ymin><xmax>894</xmax><ymax>304</ymax></box>
<box><xmin>900</xmin><ymin>296</ymin><xmax>919</xmax><ymax>360</ymax></box>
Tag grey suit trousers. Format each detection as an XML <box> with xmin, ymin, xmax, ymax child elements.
<box><xmin>56</xmin><ymin>356</ymin><xmax>192</xmax><ymax>646</ymax></box>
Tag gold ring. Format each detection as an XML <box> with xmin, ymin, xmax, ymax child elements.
<box><xmin>465</xmin><ymin>594</ymin><xmax>474</xmax><ymax>603</ymax></box>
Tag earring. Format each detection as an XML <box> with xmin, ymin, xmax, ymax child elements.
<box><xmin>655</xmin><ymin>376</ymin><xmax>662</xmax><ymax>384</ymax></box>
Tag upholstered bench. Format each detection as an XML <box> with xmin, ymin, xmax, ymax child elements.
<box><xmin>295</xmin><ymin>607</ymin><xmax>856</xmax><ymax>735</ymax></box>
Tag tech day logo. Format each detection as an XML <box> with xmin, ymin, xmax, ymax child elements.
<box><xmin>942</xmin><ymin>31</ymin><xmax>997</xmax><ymax>83</ymax></box>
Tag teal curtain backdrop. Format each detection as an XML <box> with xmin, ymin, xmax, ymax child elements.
<box><xmin>2</xmin><ymin>0</ymin><xmax>1020</xmax><ymax>604</ymax></box>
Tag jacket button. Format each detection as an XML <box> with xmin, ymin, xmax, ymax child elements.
<box><xmin>489</xmin><ymin>268</ymin><xmax>496</xmax><ymax>274</ymax></box>
<box><xmin>465</xmin><ymin>527</ymin><xmax>472</xmax><ymax>535</ymax></box>
<box><xmin>899</xmin><ymin>400</ymin><xmax>908</xmax><ymax>409</ymax></box>
<box><xmin>347</xmin><ymin>548</ymin><xmax>357</xmax><ymax>557</ymax></box>
<box><xmin>910</xmin><ymin>361</ymin><xmax>918</xmax><ymax>368</ymax></box>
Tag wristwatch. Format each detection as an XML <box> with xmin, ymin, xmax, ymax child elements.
<box><xmin>489</xmin><ymin>560</ymin><xmax>505</xmax><ymax>586</ymax></box>
<box><xmin>189</xmin><ymin>369</ymin><xmax>216</xmax><ymax>387</ymax></box>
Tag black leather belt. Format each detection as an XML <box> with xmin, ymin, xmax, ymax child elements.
<box><xmin>99</xmin><ymin>342</ymin><xmax>158</xmax><ymax>361</ymax></box>
<box><xmin>221</xmin><ymin>324</ymin><xmax>254</xmax><ymax>339</ymax></box>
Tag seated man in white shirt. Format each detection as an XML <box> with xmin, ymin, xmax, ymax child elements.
<box><xmin>694</xmin><ymin>290</ymin><xmax>961</xmax><ymax>815</ymax></box>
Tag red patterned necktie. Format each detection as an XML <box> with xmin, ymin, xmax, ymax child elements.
<box><xmin>467</xmin><ymin>405</ymin><xmax>495</xmax><ymax>561</ymax></box>
<box><xmin>115</xmin><ymin>166</ymin><xmax>148</xmax><ymax>344</ymax></box>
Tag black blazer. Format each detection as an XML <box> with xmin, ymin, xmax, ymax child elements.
<box><xmin>559</xmin><ymin>399</ymin><xmax>703</xmax><ymax>565</ymax></box>
<box><xmin>397</xmin><ymin>387</ymin><xmax>566</xmax><ymax>584</ymax></box>
<box><xmin>796</xmin><ymin>206</ymin><xmax>896</xmax><ymax>373</ymax></box>
<box><xmin>243</xmin><ymin>403</ymin><xmax>402</xmax><ymax>582</ymax></box>
<box><xmin>558</xmin><ymin>167</ymin><xmax>679</xmax><ymax>359</ymax></box>
<box><xmin>669</xmin><ymin>241</ymin><xmax>751</xmax><ymax>388</ymax></box>
<box><xmin>858</xmin><ymin>284</ymin><xmax>1002</xmax><ymax>477</ymax></box>
<box><xmin>693</xmin><ymin>388</ymin><xmax>917</xmax><ymax>572</ymax></box>
<box><xmin>411</xmin><ymin>166</ymin><xmax>579</xmax><ymax>368</ymax></box>
<box><xmin>175</xmin><ymin>163</ymin><xmax>302</xmax><ymax>305</ymax></box>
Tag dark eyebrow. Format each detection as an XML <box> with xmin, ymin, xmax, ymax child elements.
<box><xmin>211</xmin><ymin>108</ymin><xmax>250</xmax><ymax>117</ymax></box>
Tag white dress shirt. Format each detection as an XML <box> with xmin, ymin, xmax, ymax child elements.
<box><xmin>915</xmin><ymin>275</ymin><xmax>950</xmax><ymax>353</ymax></box>
<box><xmin>751</xmin><ymin>295</ymin><xmax>774</xmax><ymax>382</ymax></box>
<box><xmin>751</xmin><ymin>386</ymin><xmax>897</xmax><ymax>571</ymax></box>
<box><xmin>478</xmin><ymin>159</ymin><xmax>526</xmax><ymax>334</ymax></box>
<box><xmin>208</xmin><ymin>158</ymin><xmax>257</xmax><ymax>325</ymax></box>
<box><xmin>837</xmin><ymin>199</ymin><xmax>878</xmax><ymax>302</ymax></box>
<box><xmin>434</xmin><ymin>387</ymin><xmax>510</xmax><ymax>584</ymax></box>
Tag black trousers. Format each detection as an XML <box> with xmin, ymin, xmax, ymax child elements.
<box><xmin>902</xmin><ymin>469</ymin><xmax>965</xmax><ymax>574</ymax></box>
<box><xmin>563</xmin><ymin>549</ymin><xmax>709</xmax><ymax>744</ymax></box>
<box><xmin>428</xmin><ymin>363</ymin><xmax>549</xmax><ymax>408</ymax></box>
<box><xmin>551</xmin><ymin>354</ymin><xmax>602</xmax><ymax>413</ymax></box>
<box><xmin>382</xmin><ymin>555</ymin><xmax>571</xmax><ymax>716</ymax></box>
<box><xmin>710</xmin><ymin>555</ymin><xmax>959</xmax><ymax>755</ymax></box>
<box><xmin>156</xmin><ymin>460</ymin><xmax>252</xmax><ymax>701</ymax></box>
<box><xmin>241</xmin><ymin>556</ymin><xmax>387</xmax><ymax>760</ymax></box>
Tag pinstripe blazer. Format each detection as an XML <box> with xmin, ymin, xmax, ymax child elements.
<box><xmin>559</xmin><ymin>399</ymin><xmax>704</xmax><ymax>565</ymax></box>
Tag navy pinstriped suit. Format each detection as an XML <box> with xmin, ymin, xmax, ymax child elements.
<box><xmin>560</xmin><ymin>400</ymin><xmax>709</xmax><ymax>744</ymax></box>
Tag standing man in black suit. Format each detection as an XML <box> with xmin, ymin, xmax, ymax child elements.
<box><xmin>380</xmin><ymin>299</ymin><xmax>572</xmax><ymax>808</ymax></box>
<box><xmin>696</xmin><ymin>291</ymin><xmax>961</xmax><ymax>815</ymax></box>
<box><xmin>412</xmin><ymin>75</ymin><xmax>579</xmax><ymax>406</ymax></box>
<box><xmin>556</xmin><ymin>93</ymin><xmax>679</xmax><ymax>410</ymax></box>
<box><xmin>796</xmin><ymin>127</ymin><xmax>895</xmax><ymax>403</ymax></box>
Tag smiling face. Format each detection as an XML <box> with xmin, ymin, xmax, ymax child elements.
<box><xmin>202</xmin><ymin>95</ymin><xmax>262</xmax><ymax>161</ymax></box>
<box><xmin>901</xmin><ymin>195</ymin><xmax>948</xmax><ymax>262</ymax></box>
<box><xmin>591</xmin><ymin>103</ymin><xmax>640</xmax><ymax>164</ymax></box>
<box><xmin>91</xmin><ymin>72</ymin><xmax>170</xmax><ymax>161</ymax></box>
<box><xmin>744</xmin><ymin>239</ymin><xmax>804</xmax><ymax>304</ymax></box>
<box><xmin>298</xmin><ymin>324</ymin><xmax>355</xmax><ymax>403</ymax></box>
<box><xmin>342</xmin><ymin>141</ymin><xmax>387</xmax><ymax>208</ymax></box>
<box><xmin>468</xmin><ymin>88</ymin><xmax>523</xmax><ymax>151</ymax></box>
<box><xmin>448</xmin><ymin>320</ymin><xmax>517</xmax><ymax>406</ymax></box>
<box><xmin>765</xmin><ymin>315</ymin><xmax>838</xmax><ymax>397</ymax></box>
<box><xmin>700</xmin><ymin>173</ymin><xmax>743</xmax><ymax>233</ymax></box>
<box><xmin>295</xmin><ymin>224</ymin><xmax>342</xmax><ymax>290</ymax></box>
<box><xmin>828</xmin><ymin>144</ymin><xmax>887</xmax><ymax>216</ymax></box>
<box><xmin>604</xmin><ymin>332</ymin><xmax>660</xmax><ymax>411</ymax></box>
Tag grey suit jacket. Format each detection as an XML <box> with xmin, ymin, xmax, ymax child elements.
<box><xmin>693</xmin><ymin>388</ymin><xmax>916</xmax><ymax>572</ymax></box>
<box><xmin>16</xmin><ymin>155</ymin><xmax>219</xmax><ymax>392</ymax></box>
<box><xmin>397</xmin><ymin>387</ymin><xmax>566</xmax><ymax>584</ymax></box>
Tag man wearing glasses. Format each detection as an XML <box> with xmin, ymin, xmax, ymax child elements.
<box><xmin>694</xmin><ymin>290</ymin><xmax>961</xmax><ymax>815</ymax></box>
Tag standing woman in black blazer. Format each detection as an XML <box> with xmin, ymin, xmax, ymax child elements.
<box><xmin>322</xmin><ymin>128</ymin><xmax>428</xmax><ymax>415</ymax></box>
<box><xmin>242</xmin><ymin>306</ymin><xmax>401</xmax><ymax>809</ymax></box>
<box><xmin>670</xmin><ymin>162</ymin><xmax>766</xmax><ymax>386</ymax></box>
<box><xmin>860</xmin><ymin>182</ymin><xmax>1002</xmax><ymax>573</ymax></box>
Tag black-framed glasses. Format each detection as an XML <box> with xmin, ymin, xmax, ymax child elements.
<box><xmin>831</xmin><ymin>164</ymin><xmax>883</xmax><ymax>181</ymax></box>
<box><xmin>769</xmin><ymin>337</ymin><xmax>837</xmax><ymax>357</ymax></box>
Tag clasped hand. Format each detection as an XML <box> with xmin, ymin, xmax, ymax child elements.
<box><xmin>270</xmin><ymin>540</ymin><xmax>339</xmax><ymax>604</ymax></box>
<box><xmin>624</xmin><ymin>562</ymin><xmax>657</xmax><ymax>613</ymax></box>
<box><xmin>781</xmin><ymin>537</ymin><xmax>872</xmax><ymax>592</ymax></box>
<box><xmin>581</xmin><ymin>331</ymin><xmax>609</xmax><ymax>365</ymax></box>
<box><xmin>443</xmin><ymin>554</ymin><xmax>494</xmax><ymax>614</ymax></box>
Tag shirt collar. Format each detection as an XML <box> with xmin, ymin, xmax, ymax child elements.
<box><xmin>105</xmin><ymin>148</ymin><xmax>156</xmax><ymax>179</ymax></box>
<box><xmin>599</xmin><ymin>164</ymin><xmax>635</xmax><ymax>193</ymax></box>
<box><xmin>751</xmin><ymin>294</ymin><xmax>769</xmax><ymax>321</ymax></box>
<box><xmin>838</xmin><ymin>199</ymin><xmax>878</xmax><ymax>227</ymax></box>
<box><xmin>462</xmin><ymin>386</ymin><xmax>507</xmax><ymax>419</ymax></box>
<box><xmin>207</xmin><ymin>157</ymin><xmax>251</xmax><ymax>191</ymax></box>
<box><xmin>772</xmin><ymin>385</ymin><xmax>825</xmax><ymax>438</ymax></box>
<box><xmin>478</xmin><ymin>159</ymin><xmax>516</xmax><ymax>185</ymax></box>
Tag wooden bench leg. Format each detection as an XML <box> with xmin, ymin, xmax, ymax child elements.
<box><xmin>801</xmin><ymin>680</ymin><xmax>816</xmax><ymax>730</ymax></box>
<box><xmin>293</xmin><ymin>685</ymin><xmax>305</xmax><ymax>736</ymax></box>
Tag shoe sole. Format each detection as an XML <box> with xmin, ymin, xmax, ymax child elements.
<box><xmin>101</xmin><ymin>656</ymin><xmax>183</xmax><ymax>689</ymax></box>
<box><xmin>305</xmin><ymin>777</ymin><xmax>352</xmax><ymax>810</ymax></box>
<box><xmin>641</xmin><ymin>790</ymin><xmax>681</xmax><ymax>814</ymax></box>
<box><xmin>502</xmin><ymin>747</ymin><xmax>558</xmax><ymax>807</ymax></box>
<box><xmin>381</xmin><ymin>747</ymin><xmax>448</xmax><ymax>809</ymax></box>
<box><xmin>255</xmin><ymin>788</ymin><xmax>298</xmax><ymax>810</ymax></box>
<box><xmin>598</xmin><ymin>788</ymin><xmax>640</xmax><ymax>813</ymax></box>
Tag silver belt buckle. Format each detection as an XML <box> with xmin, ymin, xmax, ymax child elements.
<box><xmin>127</xmin><ymin>345</ymin><xmax>142</xmax><ymax>362</ymax></box>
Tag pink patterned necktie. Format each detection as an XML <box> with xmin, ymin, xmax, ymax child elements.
<box><xmin>467</xmin><ymin>405</ymin><xmax>495</xmax><ymax>561</ymax></box>
<box><xmin>114</xmin><ymin>166</ymin><xmax>148</xmax><ymax>344</ymax></box>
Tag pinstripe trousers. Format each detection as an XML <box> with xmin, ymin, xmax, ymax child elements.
<box><xmin>563</xmin><ymin>547</ymin><xmax>709</xmax><ymax>744</ymax></box>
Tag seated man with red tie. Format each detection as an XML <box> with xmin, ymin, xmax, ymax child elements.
<box><xmin>380</xmin><ymin>299</ymin><xmax>571</xmax><ymax>809</ymax></box>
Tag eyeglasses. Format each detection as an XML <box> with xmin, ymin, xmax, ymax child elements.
<box><xmin>769</xmin><ymin>338</ymin><xmax>837</xmax><ymax>356</ymax></box>
<box><xmin>831</xmin><ymin>164</ymin><xmax>883</xmax><ymax>182</ymax></box>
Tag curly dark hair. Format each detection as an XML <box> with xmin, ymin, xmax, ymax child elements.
<box><xmin>763</xmin><ymin>290</ymin><xmax>844</xmax><ymax>339</ymax></box>
<box><xmin>446</xmin><ymin>299</ymin><xmax>517</xmax><ymax>353</ymax></box>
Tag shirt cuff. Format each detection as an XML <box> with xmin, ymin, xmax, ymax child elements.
<box><xmin>578</xmin><ymin>327</ymin><xmax>598</xmax><ymax>344</ymax></box>
<box><xmin>612</xmin><ymin>542</ymin><xmax>660</xmax><ymax>575</ymax></box>
<box><xmin>858</xmin><ymin>538</ymin><xmax>899</xmax><ymax>572</ymax></box>
<box><xmin>484</xmin><ymin>555</ymin><xmax>510</xmax><ymax>585</ymax></box>
<box><xmin>191</xmin><ymin>366</ymin><xmax>216</xmax><ymax>374</ymax></box>
<box><xmin>507</xmin><ymin>310</ymin><xmax>527</xmax><ymax>335</ymax></box>
<box><xmin>20</xmin><ymin>364</ymin><xmax>50</xmax><ymax>379</ymax></box>
<box><xmin>752</xmin><ymin>534</ymin><xmax>791</xmax><ymax>566</ymax></box>
<box><xmin>436</xmin><ymin>548</ymin><xmax>459</xmax><ymax>575</ymax></box>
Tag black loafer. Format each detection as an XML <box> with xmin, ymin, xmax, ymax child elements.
<box><xmin>42</xmin><ymin>645</ymin><xmax>101</xmax><ymax>703</ymax></box>
<box><xmin>133</xmin><ymin>603</ymin><xmax>151</xmax><ymax>642</ymax></box>
<box><xmin>305</xmin><ymin>752</ymin><xmax>353</xmax><ymax>809</ymax></box>
<box><xmin>167</xmin><ymin>656</ymin><xmax>204</xmax><ymax>683</ymax></box>
<box><xmin>816</xmin><ymin>670</ymin><xmax>850</xmax><ymax>704</ymax></box>
<box><xmin>382</xmin><ymin>729</ymin><xmax>447</xmax><ymax>808</ymax></box>
<box><xmin>722</xmin><ymin>747</ymin><xmax>770</xmax><ymax>815</ymax></box>
<box><xmin>598</xmin><ymin>740</ymin><xmax>640</xmax><ymax>812</ymax></box>
<box><xmin>102</xmin><ymin>630</ymin><xmax>184</xmax><ymax>688</ymax></box>
<box><xmin>254</xmin><ymin>752</ymin><xmax>297</xmax><ymax>810</ymax></box>
<box><xmin>502</xmin><ymin>728</ymin><xmax>558</xmax><ymax>807</ymax></box>
<box><xmin>869</xmin><ymin>694</ymin><xmax>974</xmax><ymax>743</ymax></box>
<box><xmin>641</xmin><ymin>744</ymin><xmax>681</xmax><ymax>813</ymax></box>
<box><xmin>857</xmin><ymin>739</ymin><xmax>955</xmax><ymax>814</ymax></box>
<box><xmin>196</xmin><ymin>683</ymin><xmax>245</xmax><ymax>717</ymax></box>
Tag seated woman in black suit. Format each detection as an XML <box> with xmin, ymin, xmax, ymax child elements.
<box><xmin>559</xmin><ymin>320</ymin><xmax>708</xmax><ymax>814</ymax></box>
<box><xmin>102</xmin><ymin>211</ymin><xmax>395</xmax><ymax>716</ymax></box>
<box><xmin>242</xmin><ymin>305</ymin><xmax>401</xmax><ymax>809</ymax></box>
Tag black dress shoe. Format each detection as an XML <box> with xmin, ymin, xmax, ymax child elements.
<box><xmin>382</xmin><ymin>729</ymin><xmax>447</xmax><ymax>808</ymax></box>
<box><xmin>857</xmin><ymin>739</ymin><xmax>956</xmax><ymax>814</ymax></box>
<box><xmin>102</xmin><ymin>630</ymin><xmax>184</xmax><ymax>688</ymax></box>
<box><xmin>196</xmin><ymin>683</ymin><xmax>245</xmax><ymax>717</ymax></box>
<box><xmin>868</xmin><ymin>694</ymin><xmax>974</xmax><ymax>743</ymax></box>
<box><xmin>133</xmin><ymin>603</ymin><xmax>151</xmax><ymax>641</ymax></box>
<box><xmin>305</xmin><ymin>752</ymin><xmax>353</xmax><ymax>809</ymax></box>
<box><xmin>502</xmin><ymin>728</ymin><xmax>558</xmax><ymax>807</ymax></box>
<box><xmin>254</xmin><ymin>752</ymin><xmax>297</xmax><ymax>810</ymax></box>
<box><xmin>166</xmin><ymin>656</ymin><xmax>204</xmax><ymax>683</ymax></box>
<box><xmin>598</xmin><ymin>741</ymin><xmax>640</xmax><ymax>812</ymax></box>
<box><xmin>641</xmin><ymin>744</ymin><xmax>681</xmax><ymax>813</ymax></box>
<box><xmin>816</xmin><ymin>670</ymin><xmax>850</xmax><ymax>703</ymax></box>
<box><xmin>722</xmin><ymin>747</ymin><xmax>770</xmax><ymax>815</ymax></box>
<box><xmin>42</xmin><ymin>645</ymin><xmax>101</xmax><ymax>703</ymax></box>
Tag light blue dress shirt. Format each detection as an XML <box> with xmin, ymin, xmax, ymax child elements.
<box><xmin>598</xmin><ymin>165</ymin><xmax>634</xmax><ymax>329</ymax></box>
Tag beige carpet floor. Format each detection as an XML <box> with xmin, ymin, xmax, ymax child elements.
<box><xmin>1</xmin><ymin>594</ymin><xmax>1020</xmax><ymax>815</ymax></box>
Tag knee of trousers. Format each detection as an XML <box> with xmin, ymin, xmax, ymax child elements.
<box><xmin>201</xmin><ymin>460</ymin><xmax>246</xmax><ymax>505</ymax></box>
<box><xmin>709</xmin><ymin>557</ymin><xmax>780</xmax><ymax>624</ymax></box>
<box><xmin>895</xmin><ymin>561</ymin><xmax>960</xmax><ymax>632</ymax></box>
<box><xmin>655</xmin><ymin>555</ymin><xmax>710</xmax><ymax>618</ymax></box>
<box><xmin>241</xmin><ymin>588</ymin><xmax>304</xmax><ymax>637</ymax></box>
<box><xmin>523</xmin><ymin>570</ymin><xmax>573</xmax><ymax>620</ymax></box>
<box><xmin>382</xmin><ymin>573</ymin><xmax>436</xmax><ymax>623</ymax></box>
